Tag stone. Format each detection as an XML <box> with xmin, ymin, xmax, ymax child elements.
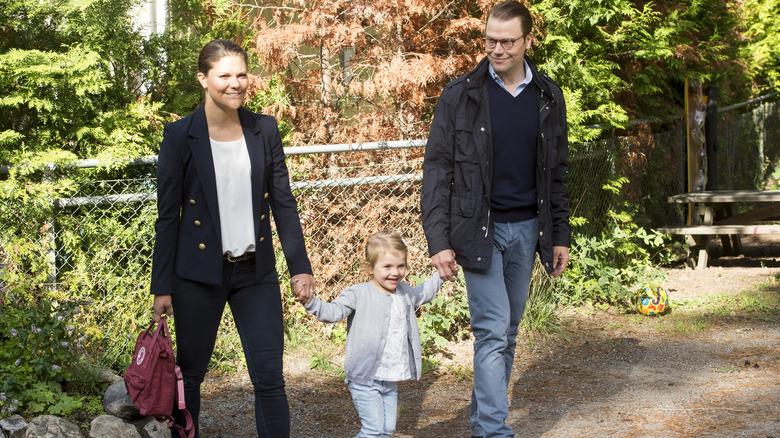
<box><xmin>137</xmin><ymin>418</ymin><xmax>170</xmax><ymax>438</ymax></box>
<box><xmin>89</xmin><ymin>415</ymin><xmax>140</xmax><ymax>438</ymax></box>
<box><xmin>103</xmin><ymin>381</ymin><xmax>140</xmax><ymax>421</ymax></box>
<box><xmin>25</xmin><ymin>415</ymin><xmax>82</xmax><ymax>438</ymax></box>
<box><xmin>99</xmin><ymin>369</ymin><xmax>123</xmax><ymax>384</ymax></box>
<box><xmin>0</xmin><ymin>414</ymin><xmax>27</xmax><ymax>438</ymax></box>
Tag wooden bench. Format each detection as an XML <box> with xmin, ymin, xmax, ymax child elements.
<box><xmin>659</xmin><ymin>190</ymin><xmax>780</xmax><ymax>269</ymax></box>
<box><xmin>657</xmin><ymin>225</ymin><xmax>780</xmax><ymax>235</ymax></box>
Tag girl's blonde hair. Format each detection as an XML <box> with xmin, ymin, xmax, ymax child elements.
<box><xmin>365</xmin><ymin>231</ymin><xmax>407</xmax><ymax>269</ymax></box>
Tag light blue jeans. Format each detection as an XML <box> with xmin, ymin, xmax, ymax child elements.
<box><xmin>348</xmin><ymin>380</ymin><xmax>398</xmax><ymax>438</ymax></box>
<box><xmin>464</xmin><ymin>219</ymin><xmax>538</xmax><ymax>437</ymax></box>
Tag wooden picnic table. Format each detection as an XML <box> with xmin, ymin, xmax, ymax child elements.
<box><xmin>658</xmin><ymin>190</ymin><xmax>780</xmax><ymax>269</ymax></box>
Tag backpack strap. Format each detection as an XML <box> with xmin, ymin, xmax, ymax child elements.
<box><xmin>173</xmin><ymin>365</ymin><xmax>195</xmax><ymax>438</ymax></box>
<box><xmin>155</xmin><ymin>335</ymin><xmax>195</xmax><ymax>438</ymax></box>
<box><xmin>175</xmin><ymin>366</ymin><xmax>186</xmax><ymax>410</ymax></box>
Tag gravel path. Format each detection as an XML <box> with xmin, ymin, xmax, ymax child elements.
<box><xmin>199</xmin><ymin>254</ymin><xmax>780</xmax><ymax>437</ymax></box>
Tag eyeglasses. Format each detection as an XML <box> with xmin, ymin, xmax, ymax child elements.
<box><xmin>484</xmin><ymin>33</ymin><xmax>528</xmax><ymax>50</ymax></box>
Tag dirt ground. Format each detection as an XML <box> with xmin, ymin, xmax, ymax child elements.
<box><xmin>198</xmin><ymin>236</ymin><xmax>780</xmax><ymax>438</ymax></box>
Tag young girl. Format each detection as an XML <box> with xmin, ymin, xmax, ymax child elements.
<box><xmin>299</xmin><ymin>231</ymin><xmax>444</xmax><ymax>437</ymax></box>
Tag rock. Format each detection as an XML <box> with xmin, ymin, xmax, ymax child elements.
<box><xmin>103</xmin><ymin>381</ymin><xmax>140</xmax><ymax>421</ymax></box>
<box><xmin>89</xmin><ymin>415</ymin><xmax>140</xmax><ymax>438</ymax></box>
<box><xmin>99</xmin><ymin>369</ymin><xmax>124</xmax><ymax>384</ymax></box>
<box><xmin>0</xmin><ymin>414</ymin><xmax>27</xmax><ymax>438</ymax></box>
<box><xmin>25</xmin><ymin>415</ymin><xmax>82</xmax><ymax>438</ymax></box>
<box><xmin>137</xmin><ymin>418</ymin><xmax>170</xmax><ymax>438</ymax></box>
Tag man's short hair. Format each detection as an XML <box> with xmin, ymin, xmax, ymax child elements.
<box><xmin>487</xmin><ymin>1</ymin><xmax>533</xmax><ymax>35</ymax></box>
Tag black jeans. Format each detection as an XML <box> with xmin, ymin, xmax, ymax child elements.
<box><xmin>171</xmin><ymin>259</ymin><xmax>289</xmax><ymax>437</ymax></box>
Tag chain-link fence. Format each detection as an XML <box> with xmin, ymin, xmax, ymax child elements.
<box><xmin>718</xmin><ymin>96</ymin><xmax>780</xmax><ymax>189</ymax></box>
<box><xmin>0</xmin><ymin>94</ymin><xmax>777</xmax><ymax>370</ymax></box>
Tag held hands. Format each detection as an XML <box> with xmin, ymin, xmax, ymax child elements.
<box><xmin>291</xmin><ymin>273</ymin><xmax>315</xmax><ymax>305</ymax></box>
<box><xmin>153</xmin><ymin>294</ymin><xmax>173</xmax><ymax>322</ymax></box>
<box><xmin>431</xmin><ymin>249</ymin><xmax>459</xmax><ymax>282</ymax></box>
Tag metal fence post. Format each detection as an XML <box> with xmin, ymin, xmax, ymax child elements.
<box><xmin>43</xmin><ymin>164</ymin><xmax>57</xmax><ymax>290</ymax></box>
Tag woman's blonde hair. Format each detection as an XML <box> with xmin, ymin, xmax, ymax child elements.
<box><xmin>364</xmin><ymin>231</ymin><xmax>407</xmax><ymax>269</ymax></box>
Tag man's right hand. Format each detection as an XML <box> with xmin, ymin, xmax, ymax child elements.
<box><xmin>431</xmin><ymin>249</ymin><xmax>459</xmax><ymax>282</ymax></box>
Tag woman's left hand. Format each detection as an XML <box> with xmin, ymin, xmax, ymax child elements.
<box><xmin>291</xmin><ymin>273</ymin><xmax>315</xmax><ymax>305</ymax></box>
<box><xmin>153</xmin><ymin>294</ymin><xmax>174</xmax><ymax>322</ymax></box>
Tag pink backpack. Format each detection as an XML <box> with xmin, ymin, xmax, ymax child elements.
<box><xmin>125</xmin><ymin>316</ymin><xmax>194</xmax><ymax>438</ymax></box>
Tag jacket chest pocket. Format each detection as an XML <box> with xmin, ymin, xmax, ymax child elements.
<box><xmin>454</xmin><ymin>117</ymin><xmax>481</xmax><ymax>198</ymax></box>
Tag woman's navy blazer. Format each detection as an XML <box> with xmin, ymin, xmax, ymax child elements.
<box><xmin>150</xmin><ymin>106</ymin><xmax>312</xmax><ymax>294</ymax></box>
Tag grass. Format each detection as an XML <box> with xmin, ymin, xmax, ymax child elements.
<box><xmin>445</xmin><ymin>363</ymin><xmax>473</xmax><ymax>381</ymax></box>
<box><xmin>552</xmin><ymin>272</ymin><xmax>780</xmax><ymax>341</ymax></box>
<box><xmin>72</xmin><ymin>395</ymin><xmax>105</xmax><ymax>434</ymax></box>
<box><xmin>717</xmin><ymin>365</ymin><xmax>741</xmax><ymax>374</ymax></box>
<box><xmin>421</xmin><ymin>357</ymin><xmax>440</xmax><ymax>374</ymax></box>
<box><xmin>656</xmin><ymin>316</ymin><xmax>709</xmax><ymax>336</ymax></box>
<box><xmin>309</xmin><ymin>353</ymin><xmax>346</xmax><ymax>379</ymax></box>
<box><xmin>645</xmin><ymin>276</ymin><xmax>780</xmax><ymax>336</ymax></box>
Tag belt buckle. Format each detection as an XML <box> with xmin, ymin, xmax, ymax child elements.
<box><xmin>225</xmin><ymin>253</ymin><xmax>249</xmax><ymax>263</ymax></box>
<box><xmin>222</xmin><ymin>251</ymin><xmax>255</xmax><ymax>263</ymax></box>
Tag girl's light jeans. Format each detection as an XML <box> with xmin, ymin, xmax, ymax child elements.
<box><xmin>348</xmin><ymin>380</ymin><xmax>398</xmax><ymax>437</ymax></box>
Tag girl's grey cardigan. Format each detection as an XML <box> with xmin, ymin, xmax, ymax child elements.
<box><xmin>304</xmin><ymin>273</ymin><xmax>443</xmax><ymax>385</ymax></box>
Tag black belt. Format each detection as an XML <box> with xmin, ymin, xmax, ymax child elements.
<box><xmin>223</xmin><ymin>252</ymin><xmax>255</xmax><ymax>263</ymax></box>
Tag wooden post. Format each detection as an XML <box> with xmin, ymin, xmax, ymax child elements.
<box><xmin>705</xmin><ymin>87</ymin><xmax>718</xmax><ymax>191</ymax></box>
<box><xmin>685</xmin><ymin>78</ymin><xmax>707</xmax><ymax>223</ymax></box>
<box><xmin>685</xmin><ymin>78</ymin><xmax>709</xmax><ymax>267</ymax></box>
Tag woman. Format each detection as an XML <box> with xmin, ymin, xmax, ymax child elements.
<box><xmin>151</xmin><ymin>39</ymin><xmax>315</xmax><ymax>437</ymax></box>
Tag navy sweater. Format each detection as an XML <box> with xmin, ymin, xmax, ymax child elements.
<box><xmin>487</xmin><ymin>77</ymin><xmax>539</xmax><ymax>223</ymax></box>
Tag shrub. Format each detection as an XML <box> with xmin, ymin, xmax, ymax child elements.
<box><xmin>556</xmin><ymin>178</ymin><xmax>685</xmax><ymax>309</ymax></box>
<box><xmin>417</xmin><ymin>275</ymin><xmax>471</xmax><ymax>353</ymax></box>
<box><xmin>0</xmin><ymin>280</ymin><xmax>88</xmax><ymax>415</ymax></box>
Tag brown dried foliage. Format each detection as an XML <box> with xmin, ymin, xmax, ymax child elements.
<box><xmin>251</xmin><ymin>0</ymin><xmax>489</xmax><ymax>146</ymax></box>
<box><xmin>247</xmin><ymin>1</ymin><xmax>492</xmax><ymax>295</ymax></box>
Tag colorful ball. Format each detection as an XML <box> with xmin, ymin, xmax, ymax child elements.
<box><xmin>636</xmin><ymin>284</ymin><xmax>670</xmax><ymax>316</ymax></box>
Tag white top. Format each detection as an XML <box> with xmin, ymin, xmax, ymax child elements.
<box><xmin>374</xmin><ymin>293</ymin><xmax>413</xmax><ymax>381</ymax></box>
<box><xmin>489</xmin><ymin>60</ymin><xmax>534</xmax><ymax>97</ymax></box>
<box><xmin>209</xmin><ymin>136</ymin><xmax>255</xmax><ymax>257</ymax></box>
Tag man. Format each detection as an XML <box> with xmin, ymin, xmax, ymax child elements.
<box><xmin>421</xmin><ymin>1</ymin><xmax>571</xmax><ymax>436</ymax></box>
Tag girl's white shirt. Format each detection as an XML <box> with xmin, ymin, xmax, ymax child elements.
<box><xmin>209</xmin><ymin>136</ymin><xmax>255</xmax><ymax>256</ymax></box>
<box><xmin>374</xmin><ymin>293</ymin><xmax>413</xmax><ymax>381</ymax></box>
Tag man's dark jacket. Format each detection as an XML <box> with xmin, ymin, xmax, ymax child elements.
<box><xmin>421</xmin><ymin>56</ymin><xmax>571</xmax><ymax>274</ymax></box>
